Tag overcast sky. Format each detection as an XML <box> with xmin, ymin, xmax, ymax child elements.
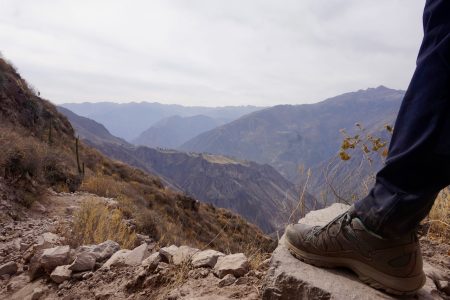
<box><xmin>0</xmin><ymin>0</ymin><xmax>424</xmax><ymax>106</ymax></box>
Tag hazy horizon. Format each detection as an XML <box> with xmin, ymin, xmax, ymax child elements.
<box><xmin>1</xmin><ymin>0</ymin><xmax>423</xmax><ymax>106</ymax></box>
<box><xmin>59</xmin><ymin>85</ymin><xmax>403</xmax><ymax>108</ymax></box>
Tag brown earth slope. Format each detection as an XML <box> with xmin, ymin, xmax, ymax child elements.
<box><xmin>0</xmin><ymin>55</ymin><xmax>273</xmax><ymax>254</ymax></box>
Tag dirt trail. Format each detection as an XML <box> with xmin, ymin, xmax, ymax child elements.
<box><xmin>0</xmin><ymin>191</ymin><xmax>264</xmax><ymax>299</ymax></box>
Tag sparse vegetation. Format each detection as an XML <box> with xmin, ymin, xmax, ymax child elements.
<box><xmin>71</xmin><ymin>198</ymin><xmax>137</xmax><ymax>249</ymax></box>
<box><xmin>328</xmin><ymin>123</ymin><xmax>449</xmax><ymax>244</ymax></box>
<box><xmin>0</xmin><ymin>55</ymin><xmax>274</xmax><ymax>258</ymax></box>
<box><xmin>424</xmin><ymin>188</ymin><xmax>450</xmax><ymax>243</ymax></box>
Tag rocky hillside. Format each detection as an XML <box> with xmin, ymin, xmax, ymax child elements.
<box><xmin>0</xmin><ymin>55</ymin><xmax>273</xmax><ymax>255</ymax></box>
<box><xmin>102</xmin><ymin>145</ymin><xmax>307</xmax><ymax>234</ymax></box>
<box><xmin>58</xmin><ymin>107</ymin><xmax>314</xmax><ymax>234</ymax></box>
<box><xmin>133</xmin><ymin>115</ymin><xmax>221</xmax><ymax>149</ymax></box>
<box><xmin>61</xmin><ymin>102</ymin><xmax>263</xmax><ymax>141</ymax></box>
<box><xmin>180</xmin><ymin>86</ymin><xmax>404</xmax><ymax>184</ymax></box>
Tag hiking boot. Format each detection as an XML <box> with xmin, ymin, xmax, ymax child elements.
<box><xmin>284</xmin><ymin>207</ymin><xmax>426</xmax><ymax>295</ymax></box>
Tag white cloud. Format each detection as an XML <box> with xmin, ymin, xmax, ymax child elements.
<box><xmin>0</xmin><ymin>0</ymin><xmax>424</xmax><ymax>106</ymax></box>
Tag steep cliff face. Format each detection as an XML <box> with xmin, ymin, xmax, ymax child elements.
<box><xmin>126</xmin><ymin>148</ymin><xmax>310</xmax><ymax>234</ymax></box>
<box><xmin>81</xmin><ymin>141</ymin><xmax>311</xmax><ymax>234</ymax></box>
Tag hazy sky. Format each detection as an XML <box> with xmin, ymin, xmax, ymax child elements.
<box><xmin>0</xmin><ymin>0</ymin><xmax>424</xmax><ymax>106</ymax></box>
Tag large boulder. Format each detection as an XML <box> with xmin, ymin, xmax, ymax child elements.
<box><xmin>191</xmin><ymin>249</ymin><xmax>224</xmax><ymax>268</ymax></box>
<box><xmin>213</xmin><ymin>253</ymin><xmax>249</xmax><ymax>278</ymax></box>
<box><xmin>261</xmin><ymin>203</ymin><xmax>446</xmax><ymax>300</ymax></box>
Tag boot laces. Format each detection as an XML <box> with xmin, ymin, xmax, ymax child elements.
<box><xmin>306</xmin><ymin>211</ymin><xmax>352</xmax><ymax>243</ymax></box>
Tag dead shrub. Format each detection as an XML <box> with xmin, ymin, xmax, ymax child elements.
<box><xmin>80</xmin><ymin>174</ymin><xmax>125</xmax><ymax>198</ymax></box>
<box><xmin>72</xmin><ymin>198</ymin><xmax>137</xmax><ymax>249</ymax></box>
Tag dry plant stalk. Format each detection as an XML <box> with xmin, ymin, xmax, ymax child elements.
<box><xmin>287</xmin><ymin>168</ymin><xmax>311</xmax><ymax>225</ymax></box>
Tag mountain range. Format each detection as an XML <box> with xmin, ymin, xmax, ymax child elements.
<box><xmin>133</xmin><ymin>114</ymin><xmax>221</xmax><ymax>149</ymax></box>
<box><xmin>180</xmin><ymin>86</ymin><xmax>404</xmax><ymax>185</ymax></box>
<box><xmin>61</xmin><ymin>102</ymin><xmax>263</xmax><ymax>142</ymax></box>
<box><xmin>58</xmin><ymin>107</ymin><xmax>312</xmax><ymax>233</ymax></box>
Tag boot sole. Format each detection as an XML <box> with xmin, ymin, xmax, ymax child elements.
<box><xmin>285</xmin><ymin>239</ymin><xmax>426</xmax><ymax>296</ymax></box>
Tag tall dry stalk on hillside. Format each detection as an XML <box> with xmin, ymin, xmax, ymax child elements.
<box><xmin>285</xmin><ymin>167</ymin><xmax>312</xmax><ymax>228</ymax></box>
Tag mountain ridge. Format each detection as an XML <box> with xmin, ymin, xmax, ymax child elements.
<box><xmin>61</xmin><ymin>102</ymin><xmax>264</xmax><ymax>141</ymax></box>
<box><xmin>180</xmin><ymin>86</ymin><xmax>404</xmax><ymax>183</ymax></box>
<box><xmin>133</xmin><ymin>114</ymin><xmax>221</xmax><ymax>149</ymax></box>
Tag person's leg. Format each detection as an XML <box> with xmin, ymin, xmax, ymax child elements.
<box><xmin>285</xmin><ymin>0</ymin><xmax>450</xmax><ymax>295</ymax></box>
<box><xmin>354</xmin><ymin>0</ymin><xmax>450</xmax><ymax>238</ymax></box>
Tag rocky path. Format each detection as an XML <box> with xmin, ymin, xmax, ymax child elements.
<box><xmin>0</xmin><ymin>191</ymin><xmax>268</xmax><ymax>299</ymax></box>
<box><xmin>1</xmin><ymin>192</ymin><xmax>449</xmax><ymax>300</ymax></box>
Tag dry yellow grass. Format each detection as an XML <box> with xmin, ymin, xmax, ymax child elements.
<box><xmin>425</xmin><ymin>188</ymin><xmax>450</xmax><ymax>243</ymax></box>
<box><xmin>72</xmin><ymin>198</ymin><xmax>137</xmax><ymax>249</ymax></box>
<box><xmin>80</xmin><ymin>174</ymin><xmax>125</xmax><ymax>198</ymax></box>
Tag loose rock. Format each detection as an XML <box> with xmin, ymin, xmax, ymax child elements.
<box><xmin>141</xmin><ymin>252</ymin><xmax>162</xmax><ymax>269</ymax></box>
<box><xmin>218</xmin><ymin>274</ymin><xmax>236</xmax><ymax>287</ymax></box>
<box><xmin>214</xmin><ymin>253</ymin><xmax>249</xmax><ymax>278</ymax></box>
<box><xmin>191</xmin><ymin>249</ymin><xmax>224</xmax><ymax>268</ymax></box>
<box><xmin>69</xmin><ymin>252</ymin><xmax>96</xmax><ymax>272</ymax></box>
<box><xmin>40</xmin><ymin>245</ymin><xmax>71</xmax><ymax>273</ymax></box>
<box><xmin>30</xmin><ymin>287</ymin><xmax>47</xmax><ymax>300</ymax></box>
<box><xmin>36</xmin><ymin>232</ymin><xmax>61</xmax><ymax>250</ymax></box>
<box><xmin>173</xmin><ymin>245</ymin><xmax>199</xmax><ymax>265</ymax></box>
<box><xmin>50</xmin><ymin>265</ymin><xmax>72</xmax><ymax>284</ymax></box>
<box><xmin>159</xmin><ymin>245</ymin><xmax>179</xmax><ymax>263</ymax></box>
<box><xmin>76</xmin><ymin>240</ymin><xmax>120</xmax><ymax>263</ymax></box>
<box><xmin>0</xmin><ymin>261</ymin><xmax>18</xmax><ymax>276</ymax></box>
<box><xmin>101</xmin><ymin>249</ymin><xmax>130</xmax><ymax>269</ymax></box>
<box><xmin>123</xmin><ymin>243</ymin><xmax>150</xmax><ymax>266</ymax></box>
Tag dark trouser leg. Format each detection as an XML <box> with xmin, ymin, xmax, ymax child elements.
<box><xmin>354</xmin><ymin>0</ymin><xmax>450</xmax><ymax>238</ymax></box>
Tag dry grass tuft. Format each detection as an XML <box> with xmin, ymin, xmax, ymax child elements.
<box><xmin>71</xmin><ymin>198</ymin><xmax>137</xmax><ymax>249</ymax></box>
<box><xmin>425</xmin><ymin>188</ymin><xmax>450</xmax><ymax>243</ymax></box>
<box><xmin>80</xmin><ymin>174</ymin><xmax>125</xmax><ymax>198</ymax></box>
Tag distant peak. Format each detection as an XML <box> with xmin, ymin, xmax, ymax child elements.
<box><xmin>365</xmin><ymin>85</ymin><xmax>398</xmax><ymax>92</ymax></box>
